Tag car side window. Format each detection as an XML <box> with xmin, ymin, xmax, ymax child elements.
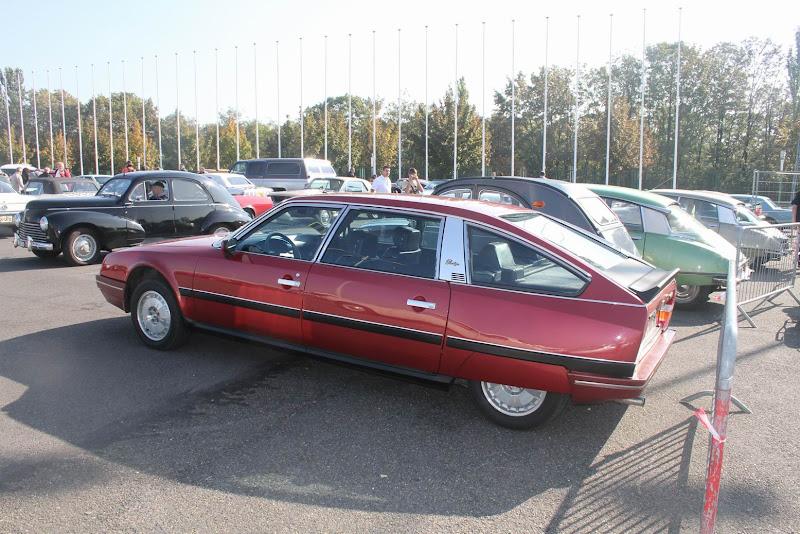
<box><xmin>267</xmin><ymin>162</ymin><xmax>301</xmax><ymax>176</ymax></box>
<box><xmin>344</xmin><ymin>181</ymin><xmax>367</xmax><ymax>192</ymax></box>
<box><xmin>321</xmin><ymin>209</ymin><xmax>442</xmax><ymax>279</ymax></box>
<box><xmin>478</xmin><ymin>189</ymin><xmax>525</xmax><ymax>206</ymax></box>
<box><xmin>235</xmin><ymin>206</ymin><xmax>341</xmax><ymax>261</ymax></box>
<box><xmin>680</xmin><ymin>198</ymin><xmax>719</xmax><ymax>224</ymax></box>
<box><xmin>642</xmin><ymin>207</ymin><xmax>670</xmax><ymax>235</ymax></box>
<box><xmin>230</xmin><ymin>162</ymin><xmax>246</xmax><ymax>174</ymax></box>
<box><xmin>173</xmin><ymin>179</ymin><xmax>211</xmax><ymax>202</ymax></box>
<box><xmin>467</xmin><ymin>226</ymin><xmax>586</xmax><ymax>295</ymax></box>
<box><xmin>438</xmin><ymin>188</ymin><xmax>472</xmax><ymax>199</ymax></box>
<box><xmin>129</xmin><ymin>183</ymin><xmax>146</xmax><ymax>202</ymax></box>
<box><xmin>247</xmin><ymin>161</ymin><xmax>267</xmax><ymax>177</ymax></box>
<box><xmin>144</xmin><ymin>180</ymin><xmax>170</xmax><ymax>201</ymax></box>
<box><xmin>606</xmin><ymin>198</ymin><xmax>643</xmax><ymax>233</ymax></box>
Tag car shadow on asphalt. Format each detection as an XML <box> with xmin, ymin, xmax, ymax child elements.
<box><xmin>0</xmin><ymin>318</ymin><xmax>643</xmax><ymax>518</ymax></box>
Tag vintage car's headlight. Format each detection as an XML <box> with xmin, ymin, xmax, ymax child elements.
<box><xmin>13</xmin><ymin>211</ymin><xmax>22</xmax><ymax>227</ymax></box>
<box><xmin>39</xmin><ymin>216</ymin><xmax>49</xmax><ymax>232</ymax></box>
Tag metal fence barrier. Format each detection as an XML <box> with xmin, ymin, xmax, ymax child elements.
<box><xmin>735</xmin><ymin>222</ymin><xmax>800</xmax><ymax>327</ymax></box>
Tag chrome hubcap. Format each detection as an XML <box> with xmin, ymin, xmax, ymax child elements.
<box><xmin>137</xmin><ymin>291</ymin><xmax>171</xmax><ymax>341</ymax></box>
<box><xmin>481</xmin><ymin>382</ymin><xmax>546</xmax><ymax>417</ymax></box>
<box><xmin>213</xmin><ymin>226</ymin><xmax>231</xmax><ymax>237</ymax></box>
<box><xmin>675</xmin><ymin>284</ymin><xmax>700</xmax><ymax>303</ymax></box>
<box><xmin>73</xmin><ymin>234</ymin><xmax>97</xmax><ymax>262</ymax></box>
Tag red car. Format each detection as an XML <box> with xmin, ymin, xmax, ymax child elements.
<box><xmin>232</xmin><ymin>190</ymin><xmax>274</xmax><ymax>218</ymax></box>
<box><xmin>96</xmin><ymin>194</ymin><xmax>677</xmax><ymax>429</ymax></box>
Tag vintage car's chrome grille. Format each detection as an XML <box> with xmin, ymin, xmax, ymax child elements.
<box><xmin>17</xmin><ymin>222</ymin><xmax>48</xmax><ymax>242</ymax></box>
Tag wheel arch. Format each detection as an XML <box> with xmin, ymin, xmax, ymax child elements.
<box><xmin>124</xmin><ymin>266</ymin><xmax>173</xmax><ymax>313</ymax></box>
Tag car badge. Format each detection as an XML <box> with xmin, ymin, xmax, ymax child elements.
<box><xmin>1</xmin><ymin>202</ymin><xmax>6</xmax><ymax>211</ymax></box>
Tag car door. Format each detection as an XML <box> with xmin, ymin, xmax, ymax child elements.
<box><xmin>190</xmin><ymin>204</ymin><xmax>342</xmax><ymax>346</ymax></box>
<box><xmin>302</xmin><ymin>208</ymin><xmax>449</xmax><ymax>374</ymax></box>
<box><xmin>124</xmin><ymin>180</ymin><xmax>175</xmax><ymax>237</ymax></box>
<box><xmin>172</xmin><ymin>178</ymin><xmax>215</xmax><ymax>236</ymax></box>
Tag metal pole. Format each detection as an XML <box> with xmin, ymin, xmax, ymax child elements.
<box><xmin>34</xmin><ymin>71</ymin><xmax>42</xmax><ymax>169</ymax></box>
<box><xmin>426</xmin><ymin>25</ymin><xmax>430</xmax><ymax>179</ymax></box>
<box><xmin>372</xmin><ymin>30</ymin><xmax>376</xmax><ymax>175</ymax></box>
<box><xmin>543</xmin><ymin>17</ymin><xmax>549</xmax><ymax>174</ymax></box>
<box><xmin>108</xmin><ymin>62</ymin><xmax>115</xmax><ymax>175</ymax></box>
<box><xmin>73</xmin><ymin>68</ymin><xmax>80</xmax><ymax>174</ymax></box>
<box><xmin>481</xmin><ymin>22</ymin><xmax>485</xmax><ymax>177</ymax></box>
<box><xmin>572</xmin><ymin>16</ymin><xmax>580</xmax><ymax>183</ymax></box>
<box><xmin>176</xmin><ymin>52</ymin><xmax>181</xmax><ymax>169</ymax></box>
<box><xmin>214</xmin><ymin>49</ymin><xmax>220</xmax><ymax>168</ymax></box>
<box><xmin>17</xmin><ymin>71</ymin><xmax>26</xmax><ymax>163</ymax></box>
<box><xmin>3</xmin><ymin>71</ymin><xmax>11</xmax><ymax>164</ymax></box>
<box><xmin>91</xmin><ymin>64</ymin><xmax>98</xmax><ymax>174</ymax></box>
<box><xmin>453</xmin><ymin>23</ymin><xmax>458</xmax><ymax>180</ymax></box>
<box><xmin>606</xmin><ymin>14</ymin><xmax>613</xmax><ymax>185</ymax></box>
<box><xmin>254</xmin><ymin>43</ymin><xmax>259</xmax><ymax>159</ymax></box>
<box><xmin>235</xmin><ymin>45</ymin><xmax>240</xmax><ymax>161</ymax></box>
<box><xmin>511</xmin><ymin>19</ymin><xmax>515</xmax><ymax>176</ymax></box>
<box><xmin>47</xmin><ymin>70</ymin><xmax>54</xmax><ymax>167</ymax></box>
<box><xmin>299</xmin><ymin>37</ymin><xmax>304</xmax><ymax>158</ymax></box>
<box><xmin>276</xmin><ymin>41</ymin><xmax>281</xmax><ymax>158</ymax></box>
<box><xmin>324</xmin><ymin>35</ymin><xmax>328</xmax><ymax>161</ymax></box>
<box><xmin>638</xmin><ymin>9</ymin><xmax>646</xmax><ymax>190</ymax></box>
<box><xmin>348</xmin><ymin>34</ymin><xmax>352</xmax><ymax>169</ymax></box>
<box><xmin>672</xmin><ymin>7</ymin><xmax>682</xmax><ymax>189</ymax></box>
<box><xmin>142</xmin><ymin>57</ymin><xmax>146</xmax><ymax>168</ymax></box>
<box><xmin>398</xmin><ymin>28</ymin><xmax>402</xmax><ymax>181</ymax></box>
<box><xmin>122</xmin><ymin>59</ymin><xmax>129</xmax><ymax>161</ymax></box>
<box><xmin>194</xmin><ymin>50</ymin><xmax>200</xmax><ymax>171</ymax></box>
<box><xmin>155</xmin><ymin>55</ymin><xmax>163</xmax><ymax>169</ymax></box>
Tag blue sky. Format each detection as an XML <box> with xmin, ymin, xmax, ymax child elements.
<box><xmin>5</xmin><ymin>0</ymin><xmax>798</xmax><ymax>125</ymax></box>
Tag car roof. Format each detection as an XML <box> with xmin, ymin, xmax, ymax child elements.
<box><xmin>652</xmin><ymin>189</ymin><xmax>745</xmax><ymax>208</ymax></box>
<box><xmin>585</xmin><ymin>184</ymin><xmax>679</xmax><ymax>209</ymax></box>
<box><xmin>30</xmin><ymin>175</ymin><xmax>97</xmax><ymax>183</ymax></box>
<box><xmin>444</xmin><ymin>176</ymin><xmax>600</xmax><ymax>198</ymax></box>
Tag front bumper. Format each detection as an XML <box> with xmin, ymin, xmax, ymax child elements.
<box><xmin>13</xmin><ymin>232</ymin><xmax>54</xmax><ymax>251</ymax></box>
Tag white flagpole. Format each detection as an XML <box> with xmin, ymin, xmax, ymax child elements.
<box><xmin>324</xmin><ymin>35</ymin><xmax>328</xmax><ymax>161</ymax></box>
<box><xmin>17</xmin><ymin>71</ymin><xmax>26</xmax><ymax>163</ymax></box>
<box><xmin>426</xmin><ymin>25</ymin><xmax>429</xmax><ymax>179</ymax></box>
<box><xmin>372</xmin><ymin>30</ymin><xmax>376</xmax><ymax>175</ymax></box>
<box><xmin>215</xmin><ymin>48</ymin><xmax>220</xmax><ymax>168</ymax></box>
<box><xmin>176</xmin><ymin>52</ymin><xmax>181</xmax><ymax>169</ymax></box>
<box><xmin>122</xmin><ymin>59</ymin><xmax>129</xmax><ymax>161</ymax></box>
<box><xmin>276</xmin><ymin>41</ymin><xmax>281</xmax><ymax>158</ymax></box>
<box><xmin>543</xmin><ymin>16</ymin><xmax>549</xmax><ymax>174</ymax></box>
<box><xmin>638</xmin><ymin>9</ymin><xmax>646</xmax><ymax>190</ymax></box>
<box><xmin>606</xmin><ymin>14</ymin><xmax>613</xmax><ymax>185</ymax></box>
<box><xmin>108</xmin><ymin>62</ymin><xmax>115</xmax><ymax>175</ymax></box>
<box><xmin>72</xmin><ymin>68</ymin><xmax>80</xmax><ymax>173</ymax></box>
<box><xmin>453</xmin><ymin>23</ymin><xmax>458</xmax><ymax>180</ymax></box>
<box><xmin>235</xmin><ymin>45</ymin><xmax>240</xmax><ymax>161</ymax></box>
<box><xmin>398</xmin><ymin>28</ymin><xmax>402</xmax><ymax>181</ymax></box>
<box><xmin>34</xmin><ymin>70</ymin><xmax>42</xmax><ymax>169</ymax></box>
<box><xmin>3</xmin><ymin>72</ymin><xmax>11</xmax><ymax>164</ymax></box>
<box><xmin>572</xmin><ymin>15</ymin><xmax>580</xmax><ymax>183</ymax></box>
<box><xmin>155</xmin><ymin>55</ymin><xmax>163</xmax><ymax>169</ymax></box>
<box><xmin>511</xmin><ymin>19</ymin><xmax>515</xmax><ymax>176</ymax></box>
<box><xmin>142</xmin><ymin>57</ymin><xmax>146</xmax><ymax>168</ymax></box>
<box><xmin>91</xmin><ymin>64</ymin><xmax>99</xmax><ymax>174</ymax></box>
<box><xmin>194</xmin><ymin>50</ymin><xmax>200</xmax><ymax>171</ymax></box>
<box><xmin>299</xmin><ymin>37</ymin><xmax>304</xmax><ymax>158</ymax></box>
<box><xmin>47</xmin><ymin>70</ymin><xmax>54</xmax><ymax>167</ymax></box>
<box><xmin>481</xmin><ymin>22</ymin><xmax>485</xmax><ymax>176</ymax></box>
<box><xmin>348</xmin><ymin>34</ymin><xmax>352</xmax><ymax>169</ymax></box>
<box><xmin>672</xmin><ymin>7</ymin><xmax>682</xmax><ymax>189</ymax></box>
<box><xmin>254</xmin><ymin>43</ymin><xmax>259</xmax><ymax>159</ymax></box>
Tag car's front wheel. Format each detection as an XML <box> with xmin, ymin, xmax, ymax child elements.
<box><xmin>130</xmin><ymin>278</ymin><xmax>189</xmax><ymax>350</ymax></box>
<box><xmin>63</xmin><ymin>227</ymin><xmax>101</xmax><ymax>266</ymax></box>
<box><xmin>467</xmin><ymin>380</ymin><xmax>567</xmax><ymax>430</ymax></box>
<box><xmin>674</xmin><ymin>284</ymin><xmax>711</xmax><ymax>310</ymax></box>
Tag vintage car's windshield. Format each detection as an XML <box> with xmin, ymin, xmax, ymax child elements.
<box><xmin>98</xmin><ymin>178</ymin><xmax>132</xmax><ymax>197</ymax></box>
<box><xmin>500</xmin><ymin>212</ymin><xmax>628</xmax><ymax>270</ymax></box>
<box><xmin>668</xmin><ymin>205</ymin><xmax>732</xmax><ymax>251</ymax></box>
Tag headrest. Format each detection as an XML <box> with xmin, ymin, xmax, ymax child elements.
<box><xmin>393</xmin><ymin>226</ymin><xmax>421</xmax><ymax>251</ymax></box>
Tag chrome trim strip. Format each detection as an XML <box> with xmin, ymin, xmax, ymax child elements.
<box><xmin>96</xmin><ymin>279</ymin><xmax>124</xmax><ymax>292</ymax></box>
<box><xmin>572</xmin><ymin>380</ymin><xmax>643</xmax><ymax>390</ymax></box>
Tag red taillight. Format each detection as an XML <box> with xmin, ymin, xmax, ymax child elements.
<box><xmin>656</xmin><ymin>292</ymin><xmax>675</xmax><ymax>329</ymax></box>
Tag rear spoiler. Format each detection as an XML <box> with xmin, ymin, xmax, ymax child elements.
<box><xmin>628</xmin><ymin>268</ymin><xmax>679</xmax><ymax>303</ymax></box>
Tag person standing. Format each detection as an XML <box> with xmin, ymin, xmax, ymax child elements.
<box><xmin>371</xmin><ymin>165</ymin><xmax>393</xmax><ymax>194</ymax></box>
<box><xmin>121</xmin><ymin>161</ymin><xmax>135</xmax><ymax>174</ymax></box>
<box><xmin>404</xmin><ymin>167</ymin><xmax>424</xmax><ymax>195</ymax></box>
<box><xmin>792</xmin><ymin>188</ymin><xmax>800</xmax><ymax>223</ymax></box>
<box><xmin>9</xmin><ymin>167</ymin><xmax>23</xmax><ymax>193</ymax></box>
<box><xmin>346</xmin><ymin>166</ymin><xmax>356</xmax><ymax>177</ymax></box>
<box><xmin>21</xmin><ymin>167</ymin><xmax>31</xmax><ymax>186</ymax></box>
<box><xmin>54</xmin><ymin>162</ymin><xmax>71</xmax><ymax>178</ymax></box>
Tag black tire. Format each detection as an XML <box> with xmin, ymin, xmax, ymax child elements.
<box><xmin>63</xmin><ymin>227</ymin><xmax>101</xmax><ymax>266</ymax></box>
<box><xmin>130</xmin><ymin>278</ymin><xmax>189</xmax><ymax>350</ymax></box>
<box><xmin>32</xmin><ymin>249</ymin><xmax>60</xmax><ymax>259</ymax></box>
<box><xmin>243</xmin><ymin>208</ymin><xmax>256</xmax><ymax>219</ymax></box>
<box><xmin>467</xmin><ymin>380</ymin><xmax>567</xmax><ymax>430</ymax></box>
<box><xmin>674</xmin><ymin>285</ymin><xmax>711</xmax><ymax>310</ymax></box>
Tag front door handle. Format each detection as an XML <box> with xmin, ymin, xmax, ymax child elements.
<box><xmin>407</xmin><ymin>299</ymin><xmax>436</xmax><ymax>310</ymax></box>
<box><xmin>631</xmin><ymin>235</ymin><xmax>643</xmax><ymax>241</ymax></box>
<box><xmin>278</xmin><ymin>278</ymin><xmax>301</xmax><ymax>288</ymax></box>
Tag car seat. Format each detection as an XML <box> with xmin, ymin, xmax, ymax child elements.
<box><xmin>381</xmin><ymin>226</ymin><xmax>422</xmax><ymax>265</ymax></box>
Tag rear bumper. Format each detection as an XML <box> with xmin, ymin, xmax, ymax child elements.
<box><xmin>96</xmin><ymin>274</ymin><xmax>126</xmax><ymax>310</ymax></box>
<box><xmin>568</xmin><ymin>328</ymin><xmax>676</xmax><ymax>404</ymax></box>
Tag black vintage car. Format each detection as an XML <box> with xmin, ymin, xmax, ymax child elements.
<box><xmin>13</xmin><ymin>171</ymin><xmax>252</xmax><ymax>266</ymax></box>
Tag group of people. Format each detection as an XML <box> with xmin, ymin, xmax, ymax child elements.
<box><xmin>369</xmin><ymin>166</ymin><xmax>424</xmax><ymax>195</ymax></box>
<box><xmin>6</xmin><ymin>162</ymin><xmax>71</xmax><ymax>193</ymax></box>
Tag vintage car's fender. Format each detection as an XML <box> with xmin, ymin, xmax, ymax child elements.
<box><xmin>43</xmin><ymin>210</ymin><xmax>142</xmax><ymax>251</ymax></box>
<box><xmin>198</xmin><ymin>207</ymin><xmax>251</xmax><ymax>233</ymax></box>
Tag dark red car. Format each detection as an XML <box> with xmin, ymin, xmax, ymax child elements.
<box><xmin>96</xmin><ymin>194</ymin><xmax>677</xmax><ymax>429</ymax></box>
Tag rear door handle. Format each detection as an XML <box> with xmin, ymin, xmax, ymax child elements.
<box><xmin>278</xmin><ymin>279</ymin><xmax>301</xmax><ymax>288</ymax></box>
<box><xmin>407</xmin><ymin>299</ymin><xmax>436</xmax><ymax>310</ymax></box>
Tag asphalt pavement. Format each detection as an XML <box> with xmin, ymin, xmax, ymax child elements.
<box><xmin>1</xmin><ymin>228</ymin><xmax>798</xmax><ymax>533</ymax></box>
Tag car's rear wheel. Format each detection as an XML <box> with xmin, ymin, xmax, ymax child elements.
<box><xmin>674</xmin><ymin>284</ymin><xmax>711</xmax><ymax>310</ymax></box>
<box><xmin>130</xmin><ymin>278</ymin><xmax>188</xmax><ymax>350</ymax></box>
<box><xmin>63</xmin><ymin>227</ymin><xmax>101</xmax><ymax>266</ymax></box>
<box><xmin>467</xmin><ymin>380</ymin><xmax>567</xmax><ymax>430</ymax></box>
<box><xmin>32</xmin><ymin>249</ymin><xmax>60</xmax><ymax>259</ymax></box>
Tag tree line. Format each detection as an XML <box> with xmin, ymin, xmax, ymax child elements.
<box><xmin>2</xmin><ymin>30</ymin><xmax>799</xmax><ymax>192</ymax></box>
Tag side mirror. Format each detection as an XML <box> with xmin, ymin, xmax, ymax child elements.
<box><xmin>222</xmin><ymin>237</ymin><xmax>238</xmax><ymax>257</ymax></box>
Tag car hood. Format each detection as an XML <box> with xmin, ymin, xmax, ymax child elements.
<box><xmin>0</xmin><ymin>192</ymin><xmax>30</xmax><ymax>210</ymax></box>
<box><xmin>24</xmin><ymin>195</ymin><xmax>119</xmax><ymax>211</ymax></box>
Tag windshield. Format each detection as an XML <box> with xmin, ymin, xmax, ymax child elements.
<box><xmin>0</xmin><ymin>182</ymin><xmax>14</xmax><ymax>194</ymax></box>
<box><xmin>668</xmin><ymin>206</ymin><xmax>733</xmax><ymax>250</ymax></box>
<box><xmin>500</xmin><ymin>212</ymin><xmax>628</xmax><ymax>271</ymax></box>
<box><xmin>98</xmin><ymin>178</ymin><xmax>132</xmax><ymax>197</ymax></box>
<box><xmin>758</xmin><ymin>197</ymin><xmax>779</xmax><ymax>210</ymax></box>
<box><xmin>735</xmin><ymin>207</ymin><xmax>763</xmax><ymax>224</ymax></box>
<box><xmin>308</xmin><ymin>178</ymin><xmax>344</xmax><ymax>191</ymax></box>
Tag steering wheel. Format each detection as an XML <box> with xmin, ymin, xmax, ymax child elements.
<box><xmin>264</xmin><ymin>232</ymin><xmax>300</xmax><ymax>259</ymax></box>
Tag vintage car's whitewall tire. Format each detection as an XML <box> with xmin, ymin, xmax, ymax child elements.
<box><xmin>674</xmin><ymin>284</ymin><xmax>711</xmax><ymax>310</ymax></box>
<box><xmin>63</xmin><ymin>227</ymin><xmax>101</xmax><ymax>266</ymax></box>
<box><xmin>468</xmin><ymin>380</ymin><xmax>567</xmax><ymax>430</ymax></box>
<box><xmin>131</xmin><ymin>278</ymin><xmax>189</xmax><ymax>350</ymax></box>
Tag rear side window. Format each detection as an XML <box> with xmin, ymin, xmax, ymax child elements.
<box><xmin>606</xmin><ymin>198</ymin><xmax>643</xmax><ymax>233</ymax></box>
<box><xmin>247</xmin><ymin>161</ymin><xmax>268</xmax><ymax>177</ymax></box>
<box><xmin>173</xmin><ymin>179</ymin><xmax>211</xmax><ymax>201</ymax></box>
<box><xmin>438</xmin><ymin>188</ymin><xmax>472</xmax><ymax>199</ymax></box>
<box><xmin>478</xmin><ymin>189</ymin><xmax>525</xmax><ymax>206</ymax></box>
<box><xmin>679</xmin><ymin>198</ymin><xmax>718</xmax><ymax>224</ymax></box>
<box><xmin>267</xmin><ymin>162</ymin><xmax>302</xmax><ymax>176</ymax></box>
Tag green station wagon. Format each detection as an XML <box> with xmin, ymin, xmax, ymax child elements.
<box><xmin>587</xmin><ymin>185</ymin><xmax>748</xmax><ymax>309</ymax></box>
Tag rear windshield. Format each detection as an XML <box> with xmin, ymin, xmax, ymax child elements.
<box><xmin>227</xmin><ymin>176</ymin><xmax>251</xmax><ymax>186</ymax></box>
<box><xmin>0</xmin><ymin>182</ymin><xmax>13</xmax><ymax>194</ymax></box>
<box><xmin>576</xmin><ymin>196</ymin><xmax>620</xmax><ymax>226</ymax></box>
<box><xmin>500</xmin><ymin>212</ymin><xmax>628</xmax><ymax>271</ymax></box>
<box><xmin>321</xmin><ymin>164</ymin><xmax>336</xmax><ymax>175</ymax></box>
